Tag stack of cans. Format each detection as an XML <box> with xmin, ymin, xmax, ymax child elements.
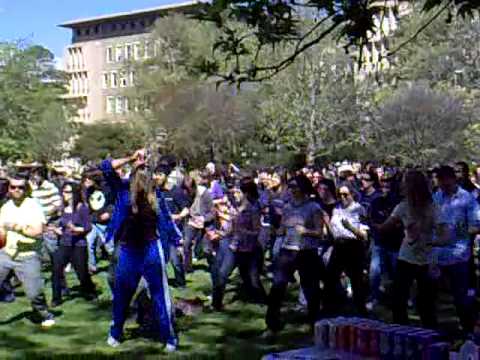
<box><xmin>314</xmin><ymin>317</ymin><xmax>449</xmax><ymax>359</ymax></box>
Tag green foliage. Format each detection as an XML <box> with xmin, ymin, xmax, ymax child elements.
<box><xmin>71</xmin><ymin>122</ymin><xmax>146</xmax><ymax>161</ymax></box>
<box><xmin>126</xmin><ymin>8</ymin><xmax>480</xmax><ymax>167</ymax></box>
<box><xmin>464</xmin><ymin>122</ymin><xmax>480</xmax><ymax>161</ymax></box>
<box><xmin>0</xmin><ymin>41</ymin><xmax>72</xmax><ymax>160</ymax></box>
<box><xmin>374</xmin><ymin>83</ymin><xmax>469</xmax><ymax>165</ymax></box>
<box><xmin>256</xmin><ymin>40</ymin><xmax>368</xmax><ymax>164</ymax></box>
<box><xmin>387</xmin><ymin>9</ymin><xmax>480</xmax><ymax>91</ymax></box>
<box><xmin>28</xmin><ymin>103</ymin><xmax>74</xmax><ymax>162</ymax></box>
<box><xmin>194</xmin><ymin>0</ymin><xmax>480</xmax><ymax>83</ymax></box>
<box><xmin>382</xmin><ymin>11</ymin><xmax>480</xmax><ymax>161</ymax></box>
<box><xmin>126</xmin><ymin>15</ymin><xmax>258</xmax><ymax>167</ymax></box>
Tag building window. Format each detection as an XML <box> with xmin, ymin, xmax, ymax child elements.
<box><xmin>85</xmin><ymin>28</ymin><xmax>90</xmax><ymax>36</ymax></box>
<box><xmin>76</xmin><ymin>29</ymin><xmax>82</xmax><ymax>37</ymax></box>
<box><xmin>130</xmin><ymin>21</ymin><xmax>136</xmax><ymax>29</ymax></box>
<box><xmin>129</xmin><ymin>71</ymin><xmax>136</xmax><ymax>86</ymax></box>
<box><xmin>106</xmin><ymin>47</ymin><xmax>114</xmax><ymax>63</ymax></box>
<box><xmin>120</xmin><ymin>72</ymin><xmax>128</xmax><ymax>88</ymax></box>
<box><xmin>116</xmin><ymin>46</ymin><xmax>124</xmax><ymax>62</ymax></box>
<box><xmin>72</xmin><ymin>74</ymin><xmax>78</xmax><ymax>95</ymax></box>
<box><xmin>111</xmin><ymin>23</ymin><xmax>117</xmax><ymax>32</ymax></box>
<box><xmin>94</xmin><ymin>25</ymin><xmax>100</xmax><ymax>34</ymax></box>
<box><xmin>102</xmin><ymin>72</ymin><xmax>109</xmax><ymax>89</ymax></box>
<box><xmin>116</xmin><ymin>96</ymin><xmax>124</xmax><ymax>114</ymax></box>
<box><xmin>125</xmin><ymin>44</ymin><xmax>133</xmax><ymax>60</ymax></box>
<box><xmin>106</xmin><ymin>96</ymin><xmax>115</xmax><ymax>114</ymax></box>
<box><xmin>133</xmin><ymin>43</ymin><xmax>140</xmax><ymax>60</ymax></box>
<box><xmin>77</xmin><ymin>48</ymin><xmax>84</xmax><ymax>69</ymax></box>
<box><xmin>69</xmin><ymin>49</ymin><xmax>75</xmax><ymax>70</ymax></box>
<box><xmin>110</xmin><ymin>71</ymin><xmax>118</xmax><ymax>88</ymax></box>
<box><xmin>78</xmin><ymin>73</ymin><xmax>84</xmax><ymax>94</ymax></box>
<box><xmin>124</xmin><ymin>97</ymin><xmax>130</xmax><ymax>113</ymax></box>
<box><xmin>144</xmin><ymin>41</ymin><xmax>151</xmax><ymax>59</ymax></box>
<box><xmin>83</xmin><ymin>72</ymin><xmax>89</xmax><ymax>94</ymax></box>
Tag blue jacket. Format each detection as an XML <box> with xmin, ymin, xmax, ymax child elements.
<box><xmin>101</xmin><ymin>159</ymin><xmax>181</xmax><ymax>260</ymax></box>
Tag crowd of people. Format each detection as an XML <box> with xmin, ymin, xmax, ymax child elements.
<box><xmin>1</xmin><ymin>150</ymin><xmax>480</xmax><ymax>352</ymax></box>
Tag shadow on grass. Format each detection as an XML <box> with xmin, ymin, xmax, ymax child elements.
<box><xmin>0</xmin><ymin>331</ymin><xmax>43</xmax><ymax>350</ymax></box>
<box><xmin>0</xmin><ymin>311</ymin><xmax>31</xmax><ymax>325</ymax></box>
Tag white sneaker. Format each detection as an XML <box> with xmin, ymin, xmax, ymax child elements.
<box><xmin>107</xmin><ymin>335</ymin><xmax>120</xmax><ymax>348</ymax></box>
<box><xmin>165</xmin><ymin>343</ymin><xmax>177</xmax><ymax>353</ymax></box>
<box><xmin>41</xmin><ymin>318</ymin><xmax>56</xmax><ymax>328</ymax></box>
<box><xmin>366</xmin><ymin>300</ymin><xmax>378</xmax><ymax>312</ymax></box>
<box><xmin>65</xmin><ymin>263</ymin><xmax>72</xmax><ymax>273</ymax></box>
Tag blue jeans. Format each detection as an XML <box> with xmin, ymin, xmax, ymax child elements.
<box><xmin>393</xmin><ymin>260</ymin><xmax>437</xmax><ymax>329</ymax></box>
<box><xmin>210</xmin><ymin>239</ymin><xmax>266</xmax><ymax>309</ymax></box>
<box><xmin>266</xmin><ymin>249</ymin><xmax>321</xmax><ymax>331</ymax></box>
<box><xmin>183</xmin><ymin>225</ymin><xmax>204</xmax><ymax>272</ymax></box>
<box><xmin>86</xmin><ymin>223</ymin><xmax>112</xmax><ymax>269</ymax></box>
<box><xmin>168</xmin><ymin>243</ymin><xmax>185</xmax><ymax>287</ymax></box>
<box><xmin>110</xmin><ymin>241</ymin><xmax>177</xmax><ymax>345</ymax></box>
<box><xmin>440</xmin><ymin>261</ymin><xmax>477</xmax><ymax>333</ymax></box>
<box><xmin>369</xmin><ymin>245</ymin><xmax>398</xmax><ymax>301</ymax></box>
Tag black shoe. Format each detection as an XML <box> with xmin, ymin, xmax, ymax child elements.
<box><xmin>83</xmin><ymin>293</ymin><xmax>98</xmax><ymax>301</ymax></box>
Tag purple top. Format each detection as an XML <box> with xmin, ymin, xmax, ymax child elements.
<box><xmin>231</xmin><ymin>201</ymin><xmax>261</xmax><ymax>252</ymax></box>
<box><xmin>209</xmin><ymin>180</ymin><xmax>225</xmax><ymax>200</ymax></box>
<box><xmin>59</xmin><ymin>203</ymin><xmax>91</xmax><ymax>247</ymax></box>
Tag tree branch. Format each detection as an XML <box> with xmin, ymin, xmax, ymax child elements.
<box><xmin>387</xmin><ymin>1</ymin><xmax>451</xmax><ymax>57</ymax></box>
<box><xmin>240</xmin><ymin>20</ymin><xmax>342</xmax><ymax>83</ymax></box>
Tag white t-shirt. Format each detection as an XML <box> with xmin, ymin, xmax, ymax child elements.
<box><xmin>330</xmin><ymin>202</ymin><xmax>368</xmax><ymax>241</ymax></box>
<box><xmin>0</xmin><ymin>198</ymin><xmax>46</xmax><ymax>257</ymax></box>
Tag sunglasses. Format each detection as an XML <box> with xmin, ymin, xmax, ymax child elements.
<box><xmin>63</xmin><ymin>190</ymin><xmax>73</xmax><ymax>194</ymax></box>
<box><xmin>9</xmin><ymin>185</ymin><xmax>25</xmax><ymax>191</ymax></box>
<box><xmin>339</xmin><ymin>192</ymin><xmax>350</xmax><ymax>198</ymax></box>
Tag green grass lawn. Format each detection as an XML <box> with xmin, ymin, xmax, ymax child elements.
<box><xmin>0</xmin><ymin>259</ymin><xmax>466</xmax><ymax>359</ymax></box>
<box><xmin>0</xmin><ymin>261</ymin><xmax>314</xmax><ymax>360</ymax></box>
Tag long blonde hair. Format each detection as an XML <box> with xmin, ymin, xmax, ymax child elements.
<box><xmin>130</xmin><ymin>165</ymin><xmax>157</xmax><ymax>214</ymax></box>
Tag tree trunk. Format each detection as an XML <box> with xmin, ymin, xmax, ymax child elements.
<box><xmin>306</xmin><ymin>80</ymin><xmax>318</xmax><ymax>166</ymax></box>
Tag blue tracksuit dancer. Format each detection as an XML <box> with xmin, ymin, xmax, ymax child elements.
<box><xmin>101</xmin><ymin>150</ymin><xmax>180</xmax><ymax>352</ymax></box>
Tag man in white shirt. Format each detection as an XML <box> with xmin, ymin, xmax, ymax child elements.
<box><xmin>0</xmin><ymin>173</ymin><xmax>55</xmax><ymax>327</ymax></box>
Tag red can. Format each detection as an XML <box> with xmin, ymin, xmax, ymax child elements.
<box><xmin>369</xmin><ymin>325</ymin><xmax>381</xmax><ymax>358</ymax></box>
<box><xmin>356</xmin><ymin>323</ymin><xmax>372</xmax><ymax>356</ymax></box>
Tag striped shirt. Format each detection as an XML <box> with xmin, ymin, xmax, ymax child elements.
<box><xmin>31</xmin><ymin>180</ymin><xmax>62</xmax><ymax>222</ymax></box>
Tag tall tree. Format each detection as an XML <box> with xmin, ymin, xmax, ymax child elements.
<box><xmin>28</xmin><ymin>103</ymin><xmax>74</xmax><ymax>162</ymax></box>
<box><xmin>0</xmin><ymin>42</ymin><xmax>73</xmax><ymax>160</ymax></box>
<box><xmin>257</xmin><ymin>40</ymin><xmax>369</xmax><ymax>164</ymax></box>
<box><xmin>71</xmin><ymin>121</ymin><xmax>146</xmax><ymax>161</ymax></box>
<box><xmin>374</xmin><ymin>83</ymin><xmax>469</xmax><ymax>165</ymax></box>
<box><xmin>195</xmin><ymin>0</ymin><xmax>480</xmax><ymax>83</ymax></box>
<box><xmin>125</xmin><ymin>15</ymin><xmax>258</xmax><ymax>166</ymax></box>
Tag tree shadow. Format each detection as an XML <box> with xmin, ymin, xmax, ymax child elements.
<box><xmin>0</xmin><ymin>311</ymin><xmax>31</xmax><ymax>325</ymax></box>
<box><xmin>0</xmin><ymin>331</ymin><xmax>43</xmax><ymax>350</ymax></box>
<box><xmin>192</xmin><ymin>263</ymin><xmax>210</xmax><ymax>272</ymax></box>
